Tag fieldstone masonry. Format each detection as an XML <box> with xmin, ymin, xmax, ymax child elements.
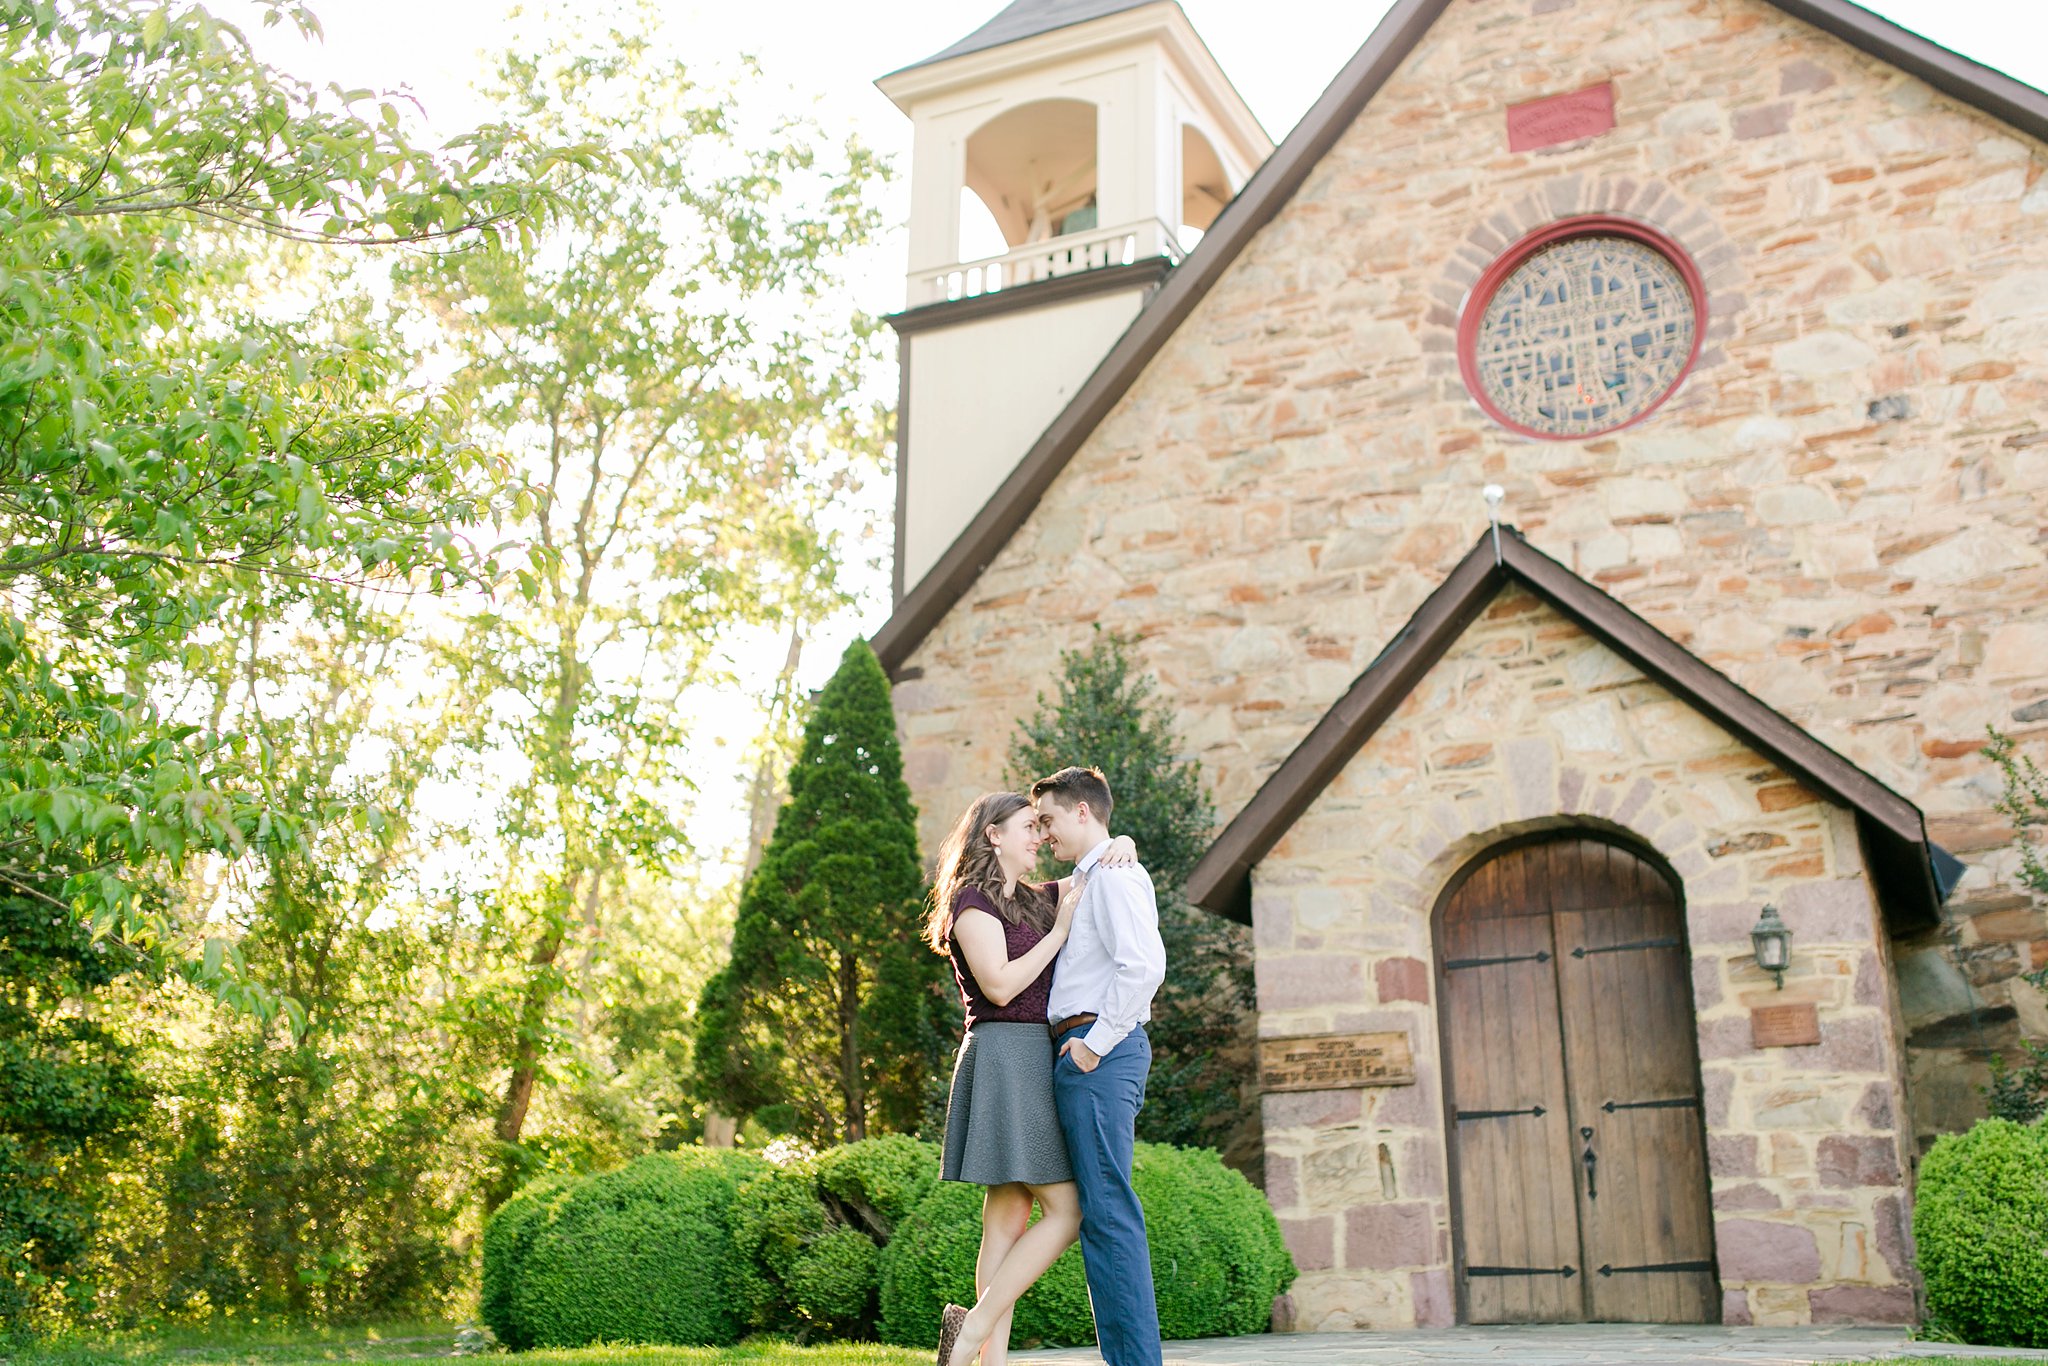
<box><xmin>1252</xmin><ymin>588</ymin><xmax>1916</xmax><ymax>1328</ymax></box>
<box><xmin>888</xmin><ymin>0</ymin><xmax>2048</xmax><ymax>1330</ymax></box>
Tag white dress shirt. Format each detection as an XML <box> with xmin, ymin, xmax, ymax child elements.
<box><xmin>1047</xmin><ymin>837</ymin><xmax>1168</xmax><ymax>1057</ymax></box>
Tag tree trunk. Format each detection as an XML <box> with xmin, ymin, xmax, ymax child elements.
<box><xmin>485</xmin><ymin>913</ymin><xmax>569</xmax><ymax>1210</ymax></box>
<box><xmin>838</xmin><ymin>949</ymin><xmax>866</xmax><ymax>1142</ymax></box>
<box><xmin>493</xmin><ymin>956</ymin><xmax>553</xmax><ymax>1143</ymax></box>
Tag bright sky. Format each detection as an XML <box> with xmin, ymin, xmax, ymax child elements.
<box><xmin>215</xmin><ymin>0</ymin><xmax>2046</xmax><ymax>872</ymax></box>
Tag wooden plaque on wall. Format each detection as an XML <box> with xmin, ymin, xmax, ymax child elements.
<box><xmin>1750</xmin><ymin>1002</ymin><xmax>1821</xmax><ymax>1048</ymax></box>
<box><xmin>1259</xmin><ymin>1032</ymin><xmax>1415</xmax><ymax>1092</ymax></box>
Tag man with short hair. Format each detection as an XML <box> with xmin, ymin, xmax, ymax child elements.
<box><xmin>1030</xmin><ymin>765</ymin><xmax>1167</xmax><ymax>1366</ymax></box>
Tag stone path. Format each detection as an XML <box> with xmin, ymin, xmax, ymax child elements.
<box><xmin>1011</xmin><ymin>1326</ymin><xmax>2048</xmax><ymax>1365</ymax></box>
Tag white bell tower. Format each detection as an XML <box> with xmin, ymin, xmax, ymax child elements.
<box><xmin>877</xmin><ymin>0</ymin><xmax>1270</xmax><ymax>604</ymax></box>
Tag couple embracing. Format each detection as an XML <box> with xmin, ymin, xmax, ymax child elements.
<box><xmin>922</xmin><ymin>766</ymin><xmax>1167</xmax><ymax>1366</ymax></box>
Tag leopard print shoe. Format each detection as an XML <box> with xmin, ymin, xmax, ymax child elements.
<box><xmin>935</xmin><ymin>1303</ymin><xmax>968</xmax><ymax>1366</ymax></box>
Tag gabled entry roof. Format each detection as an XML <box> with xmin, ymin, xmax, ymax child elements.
<box><xmin>870</xmin><ymin>0</ymin><xmax>2048</xmax><ymax>674</ymax></box>
<box><xmin>1184</xmin><ymin>527</ymin><xmax>1963</xmax><ymax>934</ymax></box>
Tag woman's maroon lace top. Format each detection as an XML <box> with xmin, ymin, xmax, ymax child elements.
<box><xmin>949</xmin><ymin>883</ymin><xmax>1058</xmax><ymax>1028</ymax></box>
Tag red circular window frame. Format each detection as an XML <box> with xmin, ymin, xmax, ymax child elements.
<box><xmin>1456</xmin><ymin>214</ymin><xmax>1708</xmax><ymax>441</ymax></box>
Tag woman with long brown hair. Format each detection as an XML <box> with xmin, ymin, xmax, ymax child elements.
<box><xmin>924</xmin><ymin>791</ymin><xmax>1134</xmax><ymax>1366</ymax></box>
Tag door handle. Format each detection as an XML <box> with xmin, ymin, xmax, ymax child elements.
<box><xmin>1580</xmin><ymin>1125</ymin><xmax>1598</xmax><ymax>1200</ymax></box>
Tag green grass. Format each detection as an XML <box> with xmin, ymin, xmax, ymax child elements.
<box><xmin>4</xmin><ymin>1320</ymin><xmax>456</xmax><ymax>1365</ymax></box>
<box><xmin>1</xmin><ymin>1324</ymin><xmax>925</xmax><ymax>1366</ymax></box>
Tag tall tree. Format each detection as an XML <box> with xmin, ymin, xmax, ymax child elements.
<box><xmin>396</xmin><ymin>4</ymin><xmax>889</xmax><ymax>1201</ymax></box>
<box><xmin>0</xmin><ymin>0</ymin><xmax>571</xmax><ymax>1318</ymax></box>
<box><xmin>1008</xmin><ymin>629</ymin><xmax>1258</xmax><ymax>1160</ymax></box>
<box><xmin>117</xmin><ymin>593</ymin><xmax>495</xmax><ymax>1321</ymax></box>
<box><xmin>0</xmin><ymin>0</ymin><xmax>573</xmax><ymax>995</ymax></box>
<box><xmin>692</xmin><ymin>640</ymin><xmax>944</xmax><ymax>1144</ymax></box>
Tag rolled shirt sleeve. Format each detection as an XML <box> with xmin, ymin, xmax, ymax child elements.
<box><xmin>1080</xmin><ymin>867</ymin><xmax>1167</xmax><ymax>1058</ymax></box>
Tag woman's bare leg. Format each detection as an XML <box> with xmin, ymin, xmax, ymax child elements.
<box><xmin>947</xmin><ymin>1181</ymin><xmax>1082</xmax><ymax>1366</ymax></box>
<box><xmin>982</xmin><ymin>1301</ymin><xmax>1016</xmax><ymax>1366</ymax></box>
<box><xmin>972</xmin><ymin>1184</ymin><xmax>1033</xmax><ymax>1362</ymax></box>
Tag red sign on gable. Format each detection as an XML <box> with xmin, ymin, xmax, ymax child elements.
<box><xmin>1507</xmin><ymin>82</ymin><xmax>1616</xmax><ymax>153</ymax></box>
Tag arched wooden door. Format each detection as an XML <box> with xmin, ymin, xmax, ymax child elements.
<box><xmin>1436</xmin><ymin>835</ymin><xmax>1717</xmax><ymax>1324</ymax></box>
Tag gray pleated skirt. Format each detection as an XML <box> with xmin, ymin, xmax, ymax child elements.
<box><xmin>941</xmin><ymin>1021</ymin><xmax>1074</xmax><ymax>1186</ymax></box>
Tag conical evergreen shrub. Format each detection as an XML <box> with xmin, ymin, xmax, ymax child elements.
<box><xmin>692</xmin><ymin>638</ymin><xmax>945</xmax><ymax>1143</ymax></box>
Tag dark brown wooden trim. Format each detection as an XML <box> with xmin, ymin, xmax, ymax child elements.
<box><xmin>1192</xmin><ymin>536</ymin><xmax>1502</xmax><ymax>925</ymax></box>
<box><xmin>870</xmin><ymin>0</ymin><xmax>2048</xmax><ymax>675</ymax></box>
<box><xmin>885</xmin><ymin>257</ymin><xmax>1173</xmax><ymax>337</ymax></box>
<box><xmin>1184</xmin><ymin>526</ymin><xmax>1947</xmax><ymax>934</ymax></box>
<box><xmin>1770</xmin><ymin>0</ymin><xmax>2048</xmax><ymax>146</ymax></box>
<box><xmin>1495</xmin><ymin>532</ymin><xmax>1924</xmax><ymax>844</ymax></box>
<box><xmin>870</xmin><ymin>0</ymin><xmax>1458</xmax><ymax>674</ymax></box>
<box><xmin>891</xmin><ymin>335</ymin><xmax>911</xmax><ymax>607</ymax></box>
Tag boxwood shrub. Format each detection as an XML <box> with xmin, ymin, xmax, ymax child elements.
<box><xmin>877</xmin><ymin>1172</ymin><xmax>1093</xmax><ymax>1348</ymax></box>
<box><xmin>730</xmin><ymin>1135</ymin><xmax>940</xmax><ymax>1336</ymax></box>
<box><xmin>877</xmin><ymin>1142</ymin><xmax>1293</xmax><ymax>1349</ymax></box>
<box><xmin>479</xmin><ymin>1173</ymin><xmax>576</xmax><ymax>1351</ymax></box>
<box><xmin>483</xmin><ymin>1136</ymin><xmax>1291</xmax><ymax>1351</ymax></box>
<box><xmin>1916</xmin><ymin>1118</ymin><xmax>2048</xmax><ymax>1346</ymax></box>
<box><xmin>480</xmin><ymin>1148</ymin><xmax>767</xmax><ymax>1349</ymax></box>
<box><xmin>729</xmin><ymin>1157</ymin><xmax>830</xmax><ymax>1331</ymax></box>
<box><xmin>814</xmin><ymin>1133</ymin><xmax>939</xmax><ymax>1234</ymax></box>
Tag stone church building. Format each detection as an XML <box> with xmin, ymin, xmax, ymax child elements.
<box><xmin>871</xmin><ymin>0</ymin><xmax>2048</xmax><ymax>1332</ymax></box>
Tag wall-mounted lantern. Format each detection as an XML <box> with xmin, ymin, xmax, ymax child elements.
<box><xmin>1750</xmin><ymin>904</ymin><xmax>1792</xmax><ymax>989</ymax></box>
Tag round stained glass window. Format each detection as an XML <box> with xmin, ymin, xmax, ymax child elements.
<box><xmin>1458</xmin><ymin>218</ymin><xmax>1705</xmax><ymax>439</ymax></box>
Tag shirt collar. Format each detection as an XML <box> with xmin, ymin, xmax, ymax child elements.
<box><xmin>1076</xmin><ymin>837</ymin><xmax>1114</xmax><ymax>874</ymax></box>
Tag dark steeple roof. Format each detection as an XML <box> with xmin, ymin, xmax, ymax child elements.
<box><xmin>889</xmin><ymin>0</ymin><xmax>1168</xmax><ymax>75</ymax></box>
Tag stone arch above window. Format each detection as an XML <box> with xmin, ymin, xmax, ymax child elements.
<box><xmin>1420</xmin><ymin>178</ymin><xmax>1746</xmax><ymax>437</ymax></box>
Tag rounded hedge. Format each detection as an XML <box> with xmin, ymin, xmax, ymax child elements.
<box><xmin>1917</xmin><ymin>1118</ymin><xmax>2048</xmax><ymax>1346</ymax></box>
<box><xmin>481</xmin><ymin>1137</ymin><xmax>1291</xmax><ymax>1352</ymax></box>
<box><xmin>1138</xmin><ymin>1144</ymin><xmax>1295</xmax><ymax>1338</ymax></box>
<box><xmin>878</xmin><ymin>1173</ymin><xmax>1093</xmax><ymax>1348</ymax></box>
<box><xmin>877</xmin><ymin>1142</ymin><xmax>1294</xmax><ymax>1349</ymax></box>
<box><xmin>815</xmin><ymin>1133</ymin><xmax>939</xmax><ymax>1233</ymax></box>
<box><xmin>479</xmin><ymin>1174</ymin><xmax>576</xmax><ymax>1351</ymax></box>
<box><xmin>730</xmin><ymin>1136</ymin><xmax>942</xmax><ymax>1337</ymax></box>
<box><xmin>480</xmin><ymin>1148</ymin><xmax>768</xmax><ymax>1350</ymax></box>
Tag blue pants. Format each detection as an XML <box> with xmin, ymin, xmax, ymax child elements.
<box><xmin>1052</xmin><ymin>1026</ymin><xmax>1162</xmax><ymax>1366</ymax></box>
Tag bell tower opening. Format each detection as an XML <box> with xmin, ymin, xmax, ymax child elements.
<box><xmin>957</xmin><ymin>188</ymin><xmax>1006</xmax><ymax>263</ymax></box>
<box><xmin>966</xmin><ymin>97</ymin><xmax>1099</xmax><ymax>249</ymax></box>
<box><xmin>876</xmin><ymin>0</ymin><xmax>1272</xmax><ymax>602</ymax></box>
<box><xmin>1179</xmin><ymin>122</ymin><xmax>1229</xmax><ymax>248</ymax></box>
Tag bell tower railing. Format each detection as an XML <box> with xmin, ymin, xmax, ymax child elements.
<box><xmin>910</xmin><ymin>217</ymin><xmax>1184</xmax><ymax>306</ymax></box>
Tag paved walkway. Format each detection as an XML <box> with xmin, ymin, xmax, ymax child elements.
<box><xmin>1012</xmin><ymin>1326</ymin><xmax>2048</xmax><ymax>1365</ymax></box>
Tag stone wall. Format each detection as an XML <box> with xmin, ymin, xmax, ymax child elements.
<box><xmin>1252</xmin><ymin>588</ymin><xmax>1917</xmax><ymax>1329</ymax></box>
<box><xmin>890</xmin><ymin>0</ymin><xmax>2048</xmax><ymax>1149</ymax></box>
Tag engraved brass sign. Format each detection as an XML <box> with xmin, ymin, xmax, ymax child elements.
<box><xmin>1259</xmin><ymin>1032</ymin><xmax>1416</xmax><ymax>1092</ymax></box>
<box><xmin>1750</xmin><ymin>1002</ymin><xmax>1821</xmax><ymax>1049</ymax></box>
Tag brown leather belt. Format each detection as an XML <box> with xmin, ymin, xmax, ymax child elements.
<box><xmin>1050</xmin><ymin>1012</ymin><xmax>1098</xmax><ymax>1042</ymax></box>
